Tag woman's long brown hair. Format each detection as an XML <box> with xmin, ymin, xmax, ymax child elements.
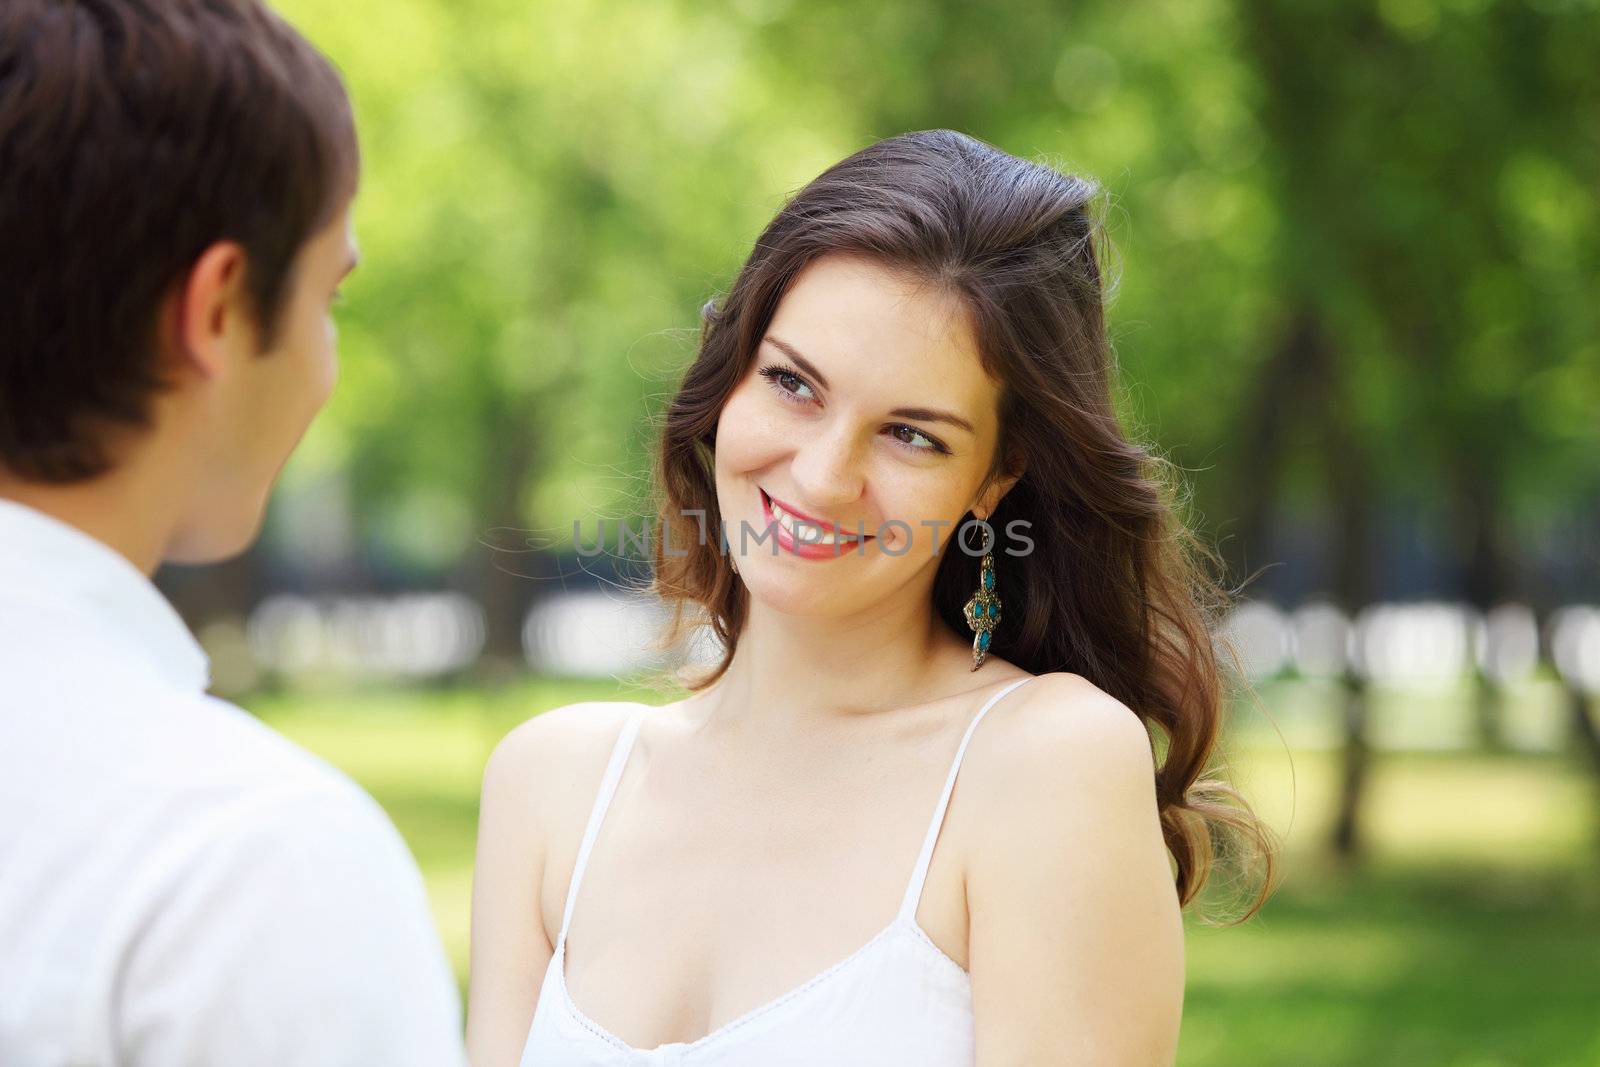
<box><xmin>643</xmin><ymin>129</ymin><xmax>1277</xmax><ymax>920</ymax></box>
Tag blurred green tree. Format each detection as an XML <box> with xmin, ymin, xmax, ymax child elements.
<box><xmin>260</xmin><ymin>0</ymin><xmax>1598</xmax><ymax>691</ymax></box>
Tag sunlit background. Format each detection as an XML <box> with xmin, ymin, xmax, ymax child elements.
<box><xmin>158</xmin><ymin>1</ymin><xmax>1600</xmax><ymax>1063</ymax></box>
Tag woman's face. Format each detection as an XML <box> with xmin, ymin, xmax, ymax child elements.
<box><xmin>713</xmin><ymin>252</ymin><xmax>1018</xmax><ymax>617</ymax></box>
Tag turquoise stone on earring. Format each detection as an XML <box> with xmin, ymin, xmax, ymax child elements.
<box><xmin>962</xmin><ymin>551</ymin><xmax>1001</xmax><ymax>670</ymax></box>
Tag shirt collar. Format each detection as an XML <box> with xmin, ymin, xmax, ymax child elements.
<box><xmin>0</xmin><ymin>498</ymin><xmax>211</xmax><ymax>692</ymax></box>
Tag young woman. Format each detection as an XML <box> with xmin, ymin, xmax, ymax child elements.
<box><xmin>467</xmin><ymin>129</ymin><xmax>1273</xmax><ymax>1066</ymax></box>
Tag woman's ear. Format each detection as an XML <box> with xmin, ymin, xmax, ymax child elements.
<box><xmin>974</xmin><ymin>451</ymin><xmax>1026</xmax><ymax>519</ymax></box>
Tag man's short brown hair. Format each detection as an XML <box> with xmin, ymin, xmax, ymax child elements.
<box><xmin>0</xmin><ymin>0</ymin><xmax>359</xmax><ymax>482</ymax></box>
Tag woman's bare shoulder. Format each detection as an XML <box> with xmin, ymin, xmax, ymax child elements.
<box><xmin>962</xmin><ymin>670</ymin><xmax>1157</xmax><ymax>810</ymax></box>
<box><xmin>960</xmin><ymin>672</ymin><xmax>1182</xmax><ymax>1062</ymax></box>
<box><xmin>467</xmin><ymin>700</ymin><xmax>659</xmax><ymax>1059</ymax></box>
<box><xmin>1010</xmin><ymin>670</ymin><xmax>1150</xmax><ymax>748</ymax></box>
<box><xmin>478</xmin><ymin>700</ymin><xmax>661</xmax><ymax>846</ymax></box>
<box><xmin>492</xmin><ymin>698</ymin><xmax>652</xmax><ymax>759</ymax></box>
<box><xmin>484</xmin><ymin>699</ymin><xmax>653</xmax><ymax>801</ymax></box>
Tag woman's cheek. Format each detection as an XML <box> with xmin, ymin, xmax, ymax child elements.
<box><xmin>716</xmin><ymin>391</ymin><xmax>778</xmax><ymax>464</ymax></box>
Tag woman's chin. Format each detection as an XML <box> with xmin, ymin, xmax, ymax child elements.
<box><xmin>738</xmin><ymin>566</ymin><xmax>863</xmax><ymax>618</ymax></box>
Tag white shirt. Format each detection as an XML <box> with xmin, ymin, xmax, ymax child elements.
<box><xmin>0</xmin><ymin>499</ymin><xmax>468</xmax><ymax>1067</ymax></box>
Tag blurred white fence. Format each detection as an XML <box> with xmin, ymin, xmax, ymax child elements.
<box><xmin>218</xmin><ymin>590</ymin><xmax>1598</xmax><ymax>756</ymax></box>
<box><xmin>1218</xmin><ymin>599</ymin><xmax>1598</xmax><ymax>752</ymax></box>
<box><xmin>240</xmin><ymin>593</ymin><xmax>486</xmax><ymax>685</ymax></box>
<box><xmin>521</xmin><ymin>589</ymin><xmax>677</xmax><ymax>676</ymax></box>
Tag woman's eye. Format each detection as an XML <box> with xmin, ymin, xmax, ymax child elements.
<box><xmin>762</xmin><ymin>363</ymin><xmax>948</xmax><ymax>455</ymax></box>
<box><xmin>890</xmin><ymin>425</ymin><xmax>942</xmax><ymax>453</ymax></box>
<box><xmin>760</xmin><ymin>364</ymin><xmax>815</xmax><ymax>403</ymax></box>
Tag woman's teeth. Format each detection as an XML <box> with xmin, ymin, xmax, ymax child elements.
<box><xmin>769</xmin><ymin>497</ymin><xmax>859</xmax><ymax>545</ymax></box>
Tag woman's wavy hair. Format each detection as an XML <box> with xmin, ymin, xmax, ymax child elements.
<box><xmin>645</xmin><ymin>129</ymin><xmax>1277</xmax><ymax>920</ymax></box>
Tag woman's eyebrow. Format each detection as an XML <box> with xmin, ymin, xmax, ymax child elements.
<box><xmin>762</xmin><ymin>334</ymin><xmax>977</xmax><ymax>435</ymax></box>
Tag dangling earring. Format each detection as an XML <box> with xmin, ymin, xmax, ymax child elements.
<box><xmin>962</xmin><ymin>535</ymin><xmax>1001</xmax><ymax>672</ymax></box>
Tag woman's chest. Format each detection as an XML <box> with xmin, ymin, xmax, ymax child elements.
<box><xmin>540</xmin><ymin>743</ymin><xmax>979</xmax><ymax>1049</ymax></box>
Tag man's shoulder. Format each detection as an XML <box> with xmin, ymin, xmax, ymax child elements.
<box><xmin>180</xmin><ymin>691</ymin><xmax>363</xmax><ymax>791</ymax></box>
<box><xmin>0</xmin><ymin>615</ymin><xmax>372</xmax><ymax>821</ymax></box>
<box><xmin>88</xmin><ymin>683</ymin><xmax>380</xmax><ymax>819</ymax></box>
<box><xmin>110</xmin><ymin>709</ymin><xmax>466</xmax><ymax>1067</ymax></box>
<box><xmin>137</xmin><ymin>699</ymin><xmax>433</xmax><ymax>947</ymax></box>
<box><xmin>172</xmin><ymin>695</ymin><xmax>415</xmax><ymax>865</ymax></box>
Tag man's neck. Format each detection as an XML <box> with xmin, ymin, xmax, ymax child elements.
<box><xmin>0</xmin><ymin>463</ymin><xmax>180</xmax><ymax>578</ymax></box>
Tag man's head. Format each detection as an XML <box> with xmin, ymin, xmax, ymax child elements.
<box><xmin>0</xmin><ymin>0</ymin><xmax>359</xmax><ymax>563</ymax></box>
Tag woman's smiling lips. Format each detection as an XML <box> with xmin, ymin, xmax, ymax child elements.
<box><xmin>758</xmin><ymin>487</ymin><xmax>874</xmax><ymax>559</ymax></box>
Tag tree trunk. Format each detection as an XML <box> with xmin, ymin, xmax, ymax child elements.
<box><xmin>1319</xmin><ymin>317</ymin><xmax>1375</xmax><ymax>862</ymax></box>
<box><xmin>1565</xmin><ymin>683</ymin><xmax>1600</xmax><ymax>852</ymax></box>
<box><xmin>469</xmin><ymin>406</ymin><xmax>544</xmax><ymax>679</ymax></box>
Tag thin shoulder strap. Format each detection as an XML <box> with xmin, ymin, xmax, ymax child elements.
<box><xmin>897</xmin><ymin>676</ymin><xmax>1036</xmax><ymax>921</ymax></box>
<box><xmin>557</xmin><ymin>705</ymin><xmax>650</xmax><ymax>948</ymax></box>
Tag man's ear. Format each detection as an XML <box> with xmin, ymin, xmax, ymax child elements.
<box><xmin>169</xmin><ymin>240</ymin><xmax>253</xmax><ymax>380</ymax></box>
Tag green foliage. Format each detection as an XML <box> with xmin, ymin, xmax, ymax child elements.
<box><xmin>269</xmin><ymin>0</ymin><xmax>1599</xmax><ymax>579</ymax></box>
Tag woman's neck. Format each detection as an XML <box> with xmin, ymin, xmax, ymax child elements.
<box><xmin>703</xmin><ymin>589</ymin><xmax>975</xmax><ymax>731</ymax></box>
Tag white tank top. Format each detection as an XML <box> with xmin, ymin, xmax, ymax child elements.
<box><xmin>519</xmin><ymin>675</ymin><xmax>1036</xmax><ymax>1066</ymax></box>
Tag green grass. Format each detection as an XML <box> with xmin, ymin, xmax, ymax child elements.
<box><xmin>1182</xmin><ymin>864</ymin><xmax>1600</xmax><ymax>1066</ymax></box>
<box><xmin>254</xmin><ymin>677</ymin><xmax>1600</xmax><ymax>1066</ymax></box>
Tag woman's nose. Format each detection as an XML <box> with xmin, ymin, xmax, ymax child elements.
<box><xmin>788</xmin><ymin>424</ymin><xmax>866</xmax><ymax>509</ymax></box>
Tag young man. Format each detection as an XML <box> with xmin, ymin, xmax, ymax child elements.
<box><xmin>0</xmin><ymin>2</ymin><xmax>469</xmax><ymax>1064</ymax></box>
